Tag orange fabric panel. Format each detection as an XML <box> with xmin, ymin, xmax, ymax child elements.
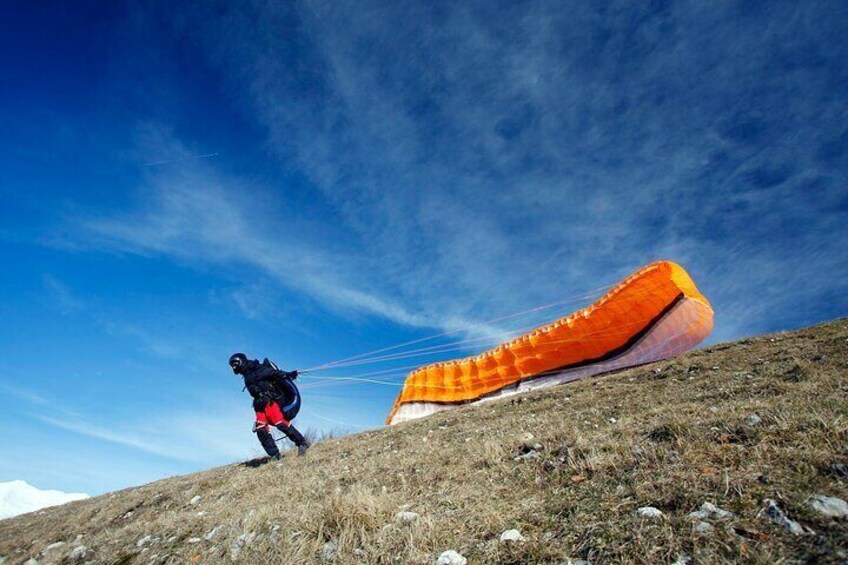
<box><xmin>386</xmin><ymin>261</ymin><xmax>713</xmax><ymax>424</ymax></box>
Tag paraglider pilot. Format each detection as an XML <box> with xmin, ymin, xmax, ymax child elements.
<box><xmin>229</xmin><ymin>353</ymin><xmax>310</xmax><ymax>459</ymax></box>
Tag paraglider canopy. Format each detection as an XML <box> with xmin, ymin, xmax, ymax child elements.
<box><xmin>386</xmin><ymin>261</ymin><xmax>713</xmax><ymax>425</ymax></box>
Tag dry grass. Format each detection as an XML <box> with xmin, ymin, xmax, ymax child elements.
<box><xmin>1</xmin><ymin>319</ymin><xmax>847</xmax><ymax>564</ymax></box>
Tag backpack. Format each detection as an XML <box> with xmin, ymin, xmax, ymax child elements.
<box><xmin>263</xmin><ymin>358</ymin><xmax>301</xmax><ymax>420</ymax></box>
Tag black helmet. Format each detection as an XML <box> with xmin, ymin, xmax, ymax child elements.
<box><xmin>229</xmin><ymin>353</ymin><xmax>248</xmax><ymax>374</ymax></box>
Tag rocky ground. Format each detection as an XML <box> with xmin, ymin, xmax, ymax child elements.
<box><xmin>1</xmin><ymin>318</ymin><xmax>846</xmax><ymax>564</ymax></box>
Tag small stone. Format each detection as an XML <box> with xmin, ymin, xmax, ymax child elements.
<box><xmin>205</xmin><ymin>526</ymin><xmax>224</xmax><ymax>540</ymax></box>
<box><xmin>692</xmin><ymin>521</ymin><xmax>714</xmax><ymax>533</ymax></box>
<box><xmin>68</xmin><ymin>546</ymin><xmax>88</xmax><ymax>562</ymax></box>
<box><xmin>166</xmin><ymin>536</ymin><xmax>177</xmax><ymax>543</ymax></box>
<box><xmin>41</xmin><ymin>542</ymin><xmax>66</xmax><ymax>555</ymax></box>
<box><xmin>136</xmin><ymin>535</ymin><xmax>153</xmax><ymax>547</ymax></box>
<box><xmin>186</xmin><ymin>538</ymin><xmax>202</xmax><ymax>544</ymax></box>
<box><xmin>760</xmin><ymin>499</ymin><xmax>813</xmax><ymax>535</ymax></box>
<box><xmin>499</xmin><ymin>529</ymin><xmax>525</xmax><ymax>543</ymax></box>
<box><xmin>519</xmin><ymin>450</ymin><xmax>539</xmax><ymax>461</ymax></box>
<box><xmin>320</xmin><ymin>540</ymin><xmax>337</xmax><ymax>561</ymax></box>
<box><xmin>190</xmin><ymin>495</ymin><xmax>202</xmax><ymax>505</ymax></box>
<box><xmin>808</xmin><ymin>494</ymin><xmax>848</xmax><ymax>518</ymax></box>
<box><xmin>671</xmin><ymin>555</ymin><xmax>693</xmax><ymax>565</ymax></box>
<box><xmin>744</xmin><ymin>414</ymin><xmax>762</xmax><ymax>426</ymax></box>
<box><xmin>564</xmin><ymin>560</ymin><xmax>592</xmax><ymax>565</ymax></box>
<box><xmin>23</xmin><ymin>560</ymin><xmax>38</xmax><ymax>565</ymax></box>
<box><xmin>435</xmin><ymin>550</ymin><xmax>467</xmax><ymax>565</ymax></box>
<box><xmin>636</xmin><ymin>506</ymin><xmax>664</xmax><ymax>519</ymax></box>
<box><xmin>396</xmin><ymin>511</ymin><xmax>419</xmax><ymax>523</ymax></box>
<box><xmin>196</xmin><ymin>511</ymin><xmax>207</xmax><ymax>517</ymax></box>
<box><xmin>230</xmin><ymin>532</ymin><xmax>256</xmax><ymax>560</ymax></box>
<box><xmin>687</xmin><ymin>502</ymin><xmax>735</xmax><ymax>521</ymax></box>
<box><xmin>831</xmin><ymin>462</ymin><xmax>848</xmax><ymax>478</ymax></box>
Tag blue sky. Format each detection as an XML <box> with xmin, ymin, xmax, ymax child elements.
<box><xmin>1</xmin><ymin>1</ymin><xmax>846</xmax><ymax>496</ymax></box>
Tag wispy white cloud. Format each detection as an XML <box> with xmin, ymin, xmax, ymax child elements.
<box><xmin>42</xmin><ymin>275</ymin><xmax>84</xmax><ymax>315</ymax></box>
<box><xmin>73</xmin><ymin>123</ymin><xmax>514</xmax><ymax>339</ymax></box>
<box><xmin>0</xmin><ymin>382</ymin><xmax>50</xmax><ymax>406</ymax></box>
<box><xmin>208</xmin><ymin>0</ymin><xmax>848</xmax><ymax>341</ymax></box>
<box><xmin>32</xmin><ymin>398</ymin><xmax>257</xmax><ymax>465</ymax></box>
<box><xmin>70</xmin><ymin>1</ymin><xmax>848</xmax><ymax>344</ymax></box>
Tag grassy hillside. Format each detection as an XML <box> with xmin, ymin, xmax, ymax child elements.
<box><xmin>2</xmin><ymin>319</ymin><xmax>847</xmax><ymax>564</ymax></box>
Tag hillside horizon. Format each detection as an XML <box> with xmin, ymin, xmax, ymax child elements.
<box><xmin>1</xmin><ymin>318</ymin><xmax>847</xmax><ymax>564</ymax></box>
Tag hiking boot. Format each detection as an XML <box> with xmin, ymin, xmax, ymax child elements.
<box><xmin>268</xmin><ymin>453</ymin><xmax>281</xmax><ymax>461</ymax></box>
<box><xmin>297</xmin><ymin>443</ymin><xmax>310</xmax><ymax>456</ymax></box>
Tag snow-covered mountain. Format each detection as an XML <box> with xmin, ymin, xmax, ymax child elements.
<box><xmin>0</xmin><ymin>480</ymin><xmax>89</xmax><ymax>520</ymax></box>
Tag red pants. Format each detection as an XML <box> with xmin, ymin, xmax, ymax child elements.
<box><xmin>254</xmin><ymin>401</ymin><xmax>290</xmax><ymax>431</ymax></box>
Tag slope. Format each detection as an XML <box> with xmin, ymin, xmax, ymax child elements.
<box><xmin>1</xmin><ymin>319</ymin><xmax>847</xmax><ymax>564</ymax></box>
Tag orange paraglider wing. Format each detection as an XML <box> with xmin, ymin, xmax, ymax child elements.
<box><xmin>387</xmin><ymin>261</ymin><xmax>713</xmax><ymax>425</ymax></box>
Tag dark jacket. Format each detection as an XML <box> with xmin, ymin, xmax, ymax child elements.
<box><xmin>241</xmin><ymin>359</ymin><xmax>298</xmax><ymax>410</ymax></box>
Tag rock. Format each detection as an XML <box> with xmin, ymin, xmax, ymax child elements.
<box><xmin>808</xmin><ymin>494</ymin><xmax>848</xmax><ymax>518</ymax></box>
<box><xmin>23</xmin><ymin>560</ymin><xmax>38</xmax><ymax>565</ymax></box>
<box><xmin>68</xmin><ymin>546</ymin><xmax>88</xmax><ymax>562</ymax></box>
<box><xmin>230</xmin><ymin>532</ymin><xmax>256</xmax><ymax>560</ymax></box>
<box><xmin>166</xmin><ymin>536</ymin><xmax>177</xmax><ymax>543</ymax></box>
<box><xmin>563</xmin><ymin>560</ymin><xmax>592</xmax><ymax>565</ymax></box>
<box><xmin>270</xmin><ymin>525</ymin><xmax>282</xmax><ymax>541</ymax></box>
<box><xmin>636</xmin><ymin>506</ymin><xmax>664</xmax><ymax>519</ymax></box>
<box><xmin>190</xmin><ymin>495</ymin><xmax>202</xmax><ymax>505</ymax></box>
<box><xmin>692</xmin><ymin>521</ymin><xmax>714</xmax><ymax>533</ymax></box>
<box><xmin>499</xmin><ymin>529</ymin><xmax>525</xmax><ymax>543</ymax></box>
<box><xmin>187</xmin><ymin>538</ymin><xmax>202</xmax><ymax>544</ymax></box>
<box><xmin>396</xmin><ymin>511</ymin><xmax>419</xmax><ymax>523</ymax></box>
<box><xmin>435</xmin><ymin>550</ymin><xmax>467</xmax><ymax>565</ymax></box>
<box><xmin>760</xmin><ymin>499</ymin><xmax>813</xmax><ymax>535</ymax></box>
<box><xmin>744</xmin><ymin>414</ymin><xmax>762</xmax><ymax>426</ymax></box>
<box><xmin>517</xmin><ymin>450</ymin><xmax>539</xmax><ymax>461</ymax></box>
<box><xmin>196</xmin><ymin>511</ymin><xmax>208</xmax><ymax>517</ymax></box>
<box><xmin>320</xmin><ymin>540</ymin><xmax>337</xmax><ymax>561</ymax></box>
<box><xmin>831</xmin><ymin>462</ymin><xmax>848</xmax><ymax>478</ymax></box>
<box><xmin>137</xmin><ymin>535</ymin><xmax>153</xmax><ymax>547</ymax></box>
<box><xmin>205</xmin><ymin>526</ymin><xmax>225</xmax><ymax>540</ymax></box>
<box><xmin>687</xmin><ymin>502</ymin><xmax>735</xmax><ymax>521</ymax></box>
<box><xmin>41</xmin><ymin>542</ymin><xmax>66</xmax><ymax>555</ymax></box>
<box><xmin>671</xmin><ymin>555</ymin><xmax>693</xmax><ymax>565</ymax></box>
